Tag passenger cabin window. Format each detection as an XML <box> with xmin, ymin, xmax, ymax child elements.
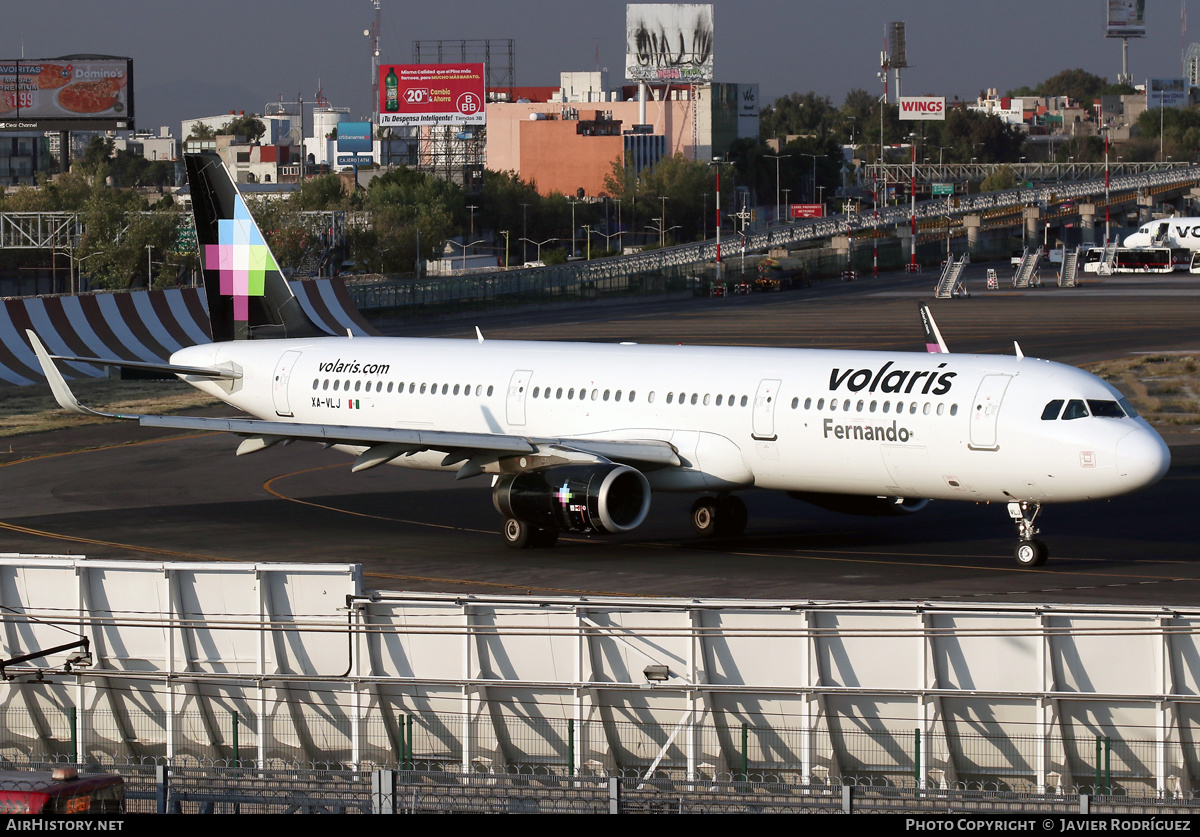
<box><xmin>1041</xmin><ymin>400</ymin><xmax>1064</xmax><ymax>421</ymax></box>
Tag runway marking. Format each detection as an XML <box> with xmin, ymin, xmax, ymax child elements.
<box><xmin>262</xmin><ymin>464</ymin><xmax>495</xmax><ymax>534</ymax></box>
<box><xmin>720</xmin><ymin>547</ymin><xmax>1200</xmax><ymax>581</ymax></box>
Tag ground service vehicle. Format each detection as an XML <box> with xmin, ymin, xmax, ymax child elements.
<box><xmin>0</xmin><ymin>767</ymin><xmax>124</xmax><ymax>814</ymax></box>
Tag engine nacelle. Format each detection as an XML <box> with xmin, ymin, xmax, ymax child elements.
<box><xmin>493</xmin><ymin>464</ymin><xmax>652</xmax><ymax>535</ymax></box>
<box><xmin>788</xmin><ymin>492</ymin><xmax>929</xmax><ymax>517</ymax></box>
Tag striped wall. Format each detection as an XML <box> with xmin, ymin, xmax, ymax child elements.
<box><xmin>0</xmin><ymin>279</ymin><xmax>378</xmax><ymax>385</ymax></box>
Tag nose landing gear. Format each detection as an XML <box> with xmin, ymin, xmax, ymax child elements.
<box><xmin>1008</xmin><ymin>501</ymin><xmax>1048</xmax><ymax>567</ymax></box>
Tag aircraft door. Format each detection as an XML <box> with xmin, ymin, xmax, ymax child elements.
<box><xmin>968</xmin><ymin>374</ymin><xmax>1012</xmax><ymax>451</ymax></box>
<box><xmin>506</xmin><ymin>369</ymin><xmax>532</xmax><ymax>426</ymax></box>
<box><xmin>752</xmin><ymin>379</ymin><xmax>781</xmax><ymax>440</ymax></box>
<box><xmin>272</xmin><ymin>350</ymin><xmax>302</xmax><ymax>417</ymax></box>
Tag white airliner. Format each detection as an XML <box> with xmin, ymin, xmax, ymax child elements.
<box><xmin>27</xmin><ymin>154</ymin><xmax>1171</xmax><ymax>568</ymax></box>
<box><xmin>1124</xmin><ymin>217</ymin><xmax>1200</xmax><ymax>250</ymax></box>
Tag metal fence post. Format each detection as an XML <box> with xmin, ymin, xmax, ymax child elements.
<box><xmin>741</xmin><ymin>723</ymin><xmax>748</xmax><ymax>780</ymax></box>
<box><xmin>914</xmin><ymin>728</ymin><xmax>921</xmax><ymax>788</ymax></box>
<box><xmin>842</xmin><ymin>784</ymin><xmax>854</xmax><ymax>814</ymax></box>
<box><xmin>1105</xmin><ymin>736</ymin><xmax>1112</xmax><ymax>795</ymax></box>
<box><xmin>568</xmin><ymin>719</ymin><xmax>575</xmax><ymax>777</ymax></box>
<box><xmin>1080</xmin><ymin>793</ymin><xmax>1091</xmax><ymax>815</ymax></box>
<box><xmin>67</xmin><ymin>706</ymin><xmax>77</xmax><ymax>764</ymax></box>
<box><xmin>608</xmin><ymin>776</ymin><xmax>621</xmax><ymax>814</ymax></box>
<box><xmin>231</xmin><ymin>710</ymin><xmax>239</xmax><ymax>766</ymax></box>
<box><xmin>406</xmin><ymin>715</ymin><xmax>413</xmax><ymax>770</ymax></box>
<box><xmin>156</xmin><ymin>764</ymin><xmax>169</xmax><ymax>815</ymax></box>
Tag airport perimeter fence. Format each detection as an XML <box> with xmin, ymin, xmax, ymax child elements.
<box><xmin>7</xmin><ymin>763</ymin><xmax>1200</xmax><ymax>815</ymax></box>
<box><xmin>0</xmin><ymin>706</ymin><xmax>1194</xmax><ymax>800</ymax></box>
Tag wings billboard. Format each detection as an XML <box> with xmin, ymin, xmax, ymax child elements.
<box><xmin>0</xmin><ymin>55</ymin><xmax>133</xmax><ymax>131</ymax></box>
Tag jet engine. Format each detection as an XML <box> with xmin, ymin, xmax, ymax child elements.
<box><xmin>788</xmin><ymin>492</ymin><xmax>929</xmax><ymax>516</ymax></box>
<box><xmin>493</xmin><ymin>464</ymin><xmax>651</xmax><ymax>534</ymax></box>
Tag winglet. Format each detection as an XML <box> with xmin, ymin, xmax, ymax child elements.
<box><xmin>476</xmin><ymin>326</ymin><xmax>485</xmax><ymax>344</ymax></box>
<box><xmin>918</xmin><ymin>302</ymin><xmax>949</xmax><ymax>353</ymax></box>
<box><xmin>26</xmin><ymin>330</ymin><xmax>128</xmax><ymax>419</ymax></box>
<box><xmin>1014</xmin><ymin>341</ymin><xmax>1024</xmax><ymax>359</ymax></box>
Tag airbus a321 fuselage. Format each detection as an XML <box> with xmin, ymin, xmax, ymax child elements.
<box><xmin>28</xmin><ymin>154</ymin><xmax>1171</xmax><ymax>568</ymax></box>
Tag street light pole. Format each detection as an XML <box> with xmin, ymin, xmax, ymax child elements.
<box><xmin>908</xmin><ymin>132</ymin><xmax>919</xmax><ymax>271</ymax></box>
<box><xmin>765</xmin><ymin>153</ymin><xmax>790</xmax><ymax>226</ymax></box>
<box><xmin>520</xmin><ymin>202</ymin><xmax>530</xmax><ymax>263</ymax></box>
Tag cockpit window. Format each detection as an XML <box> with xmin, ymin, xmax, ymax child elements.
<box><xmin>1118</xmin><ymin>397</ymin><xmax>1139</xmax><ymax>418</ymax></box>
<box><xmin>1062</xmin><ymin>399</ymin><xmax>1089</xmax><ymax>420</ymax></box>
<box><xmin>1087</xmin><ymin>399</ymin><xmax>1126</xmax><ymax>418</ymax></box>
<box><xmin>1041</xmin><ymin>400</ymin><xmax>1064</xmax><ymax>421</ymax></box>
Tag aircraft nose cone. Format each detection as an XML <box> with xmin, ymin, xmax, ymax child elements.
<box><xmin>1116</xmin><ymin>428</ymin><xmax>1171</xmax><ymax>489</ymax></box>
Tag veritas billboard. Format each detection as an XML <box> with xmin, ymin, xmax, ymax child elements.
<box><xmin>0</xmin><ymin>55</ymin><xmax>133</xmax><ymax>131</ymax></box>
<box><xmin>378</xmin><ymin>63</ymin><xmax>485</xmax><ymax>127</ymax></box>
<box><xmin>898</xmin><ymin>97</ymin><xmax>945</xmax><ymax>120</ymax></box>
<box><xmin>626</xmin><ymin>4</ymin><xmax>714</xmax><ymax>82</ymax></box>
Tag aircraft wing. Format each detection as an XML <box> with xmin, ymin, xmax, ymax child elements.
<box><xmin>139</xmin><ymin>413</ymin><xmax>681</xmax><ymax>473</ymax></box>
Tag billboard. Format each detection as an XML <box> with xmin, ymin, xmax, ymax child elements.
<box><xmin>337</xmin><ymin>121</ymin><xmax>373</xmax><ymax>152</ymax></box>
<box><xmin>898</xmin><ymin>96</ymin><xmax>946</xmax><ymax>120</ymax></box>
<box><xmin>626</xmin><ymin>4</ymin><xmax>714</xmax><ymax>83</ymax></box>
<box><xmin>1149</xmin><ymin>78</ymin><xmax>1188</xmax><ymax>109</ymax></box>
<box><xmin>790</xmin><ymin>204</ymin><xmax>824</xmax><ymax>219</ymax></box>
<box><xmin>378</xmin><ymin>63</ymin><xmax>485</xmax><ymax>127</ymax></box>
<box><xmin>1106</xmin><ymin>0</ymin><xmax>1146</xmax><ymax>38</ymax></box>
<box><xmin>0</xmin><ymin>55</ymin><xmax>133</xmax><ymax>131</ymax></box>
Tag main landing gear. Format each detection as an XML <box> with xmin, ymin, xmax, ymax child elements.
<box><xmin>691</xmin><ymin>495</ymin><xmax>748</xmax><ymax>538</ymax></box>
<box><xmin>1008</xmin><ymin>501</ymin><xmax>1048</xmax><ymax>567</ymax></box>
<box><xmin>502</xmin><ymin>517</ymin><xmax>558</xmax><ymax>549</ymax></box>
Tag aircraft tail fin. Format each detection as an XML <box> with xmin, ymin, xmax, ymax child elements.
<box><xmin>918</xmin><ymin>302</ymin><xmax>949</xmax><ymax>353</ymax></box>
<box><xmin>185</xmin><ymin>152</ymin><xmax>326</xmax><ymax>342</ymax></box>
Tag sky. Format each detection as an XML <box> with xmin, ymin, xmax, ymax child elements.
<box><xmin>4</xmin><ymin>1</ymin><xmax>1194</xmax><ymax>134</ymax></box>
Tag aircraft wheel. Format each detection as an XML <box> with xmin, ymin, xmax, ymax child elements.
<box><xmin>502</xmin><ymin>518</ymin><xmax>534</xmax><ymax>549</ymax></box>
<box><xmin>691</xmin><ymin>497</ymin><xmax>719</xmax><ymax>537</ymax></box>
<box><xmin>716</xmin><ymin>496</ymin><xmax>748</xmax><ymax>537</ymax></box>
<box><xmin>1014</xmin><ymin>539</ymin><xmax>1048</xmax><ymax>567</ymax></box>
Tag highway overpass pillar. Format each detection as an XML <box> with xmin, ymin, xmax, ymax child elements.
<box><xmin>963</xmin><ymin>215</ymin><xmax>982</xmax><ymax>253</ymax></box>
<box><xmin>895</xmin><ymin>226</ymin><xmax>912</xmax><ymax>262</ymax></box>
<box><xmin>1079</xmin><ymin>204</ymin><xmax>1097</xmax><ymax>245</ymax></box>
<box><xmin>1023</xmin><ymin>206</ymin><xmax>1042</xmax><ymax>246</ymax></box>
<box><xmin>831</xmin><ymin>234</ymin><xmax>851</xmax><ymax>265</ymax></box>
<box><xmin>1137</xmin><ymin>193</ymin><xmax>1154</xmax><ymax>223</ymax></box>
<box><xmin>1189</xmin><ymin>186</ymin><xmax>1200</xmax><ymax>213</ymax></box>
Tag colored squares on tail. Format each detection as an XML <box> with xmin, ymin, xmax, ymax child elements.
<box><xmin>202</xmin><ymin>196</ymin><xmax>279</xmax><ymax>321</ymax></box>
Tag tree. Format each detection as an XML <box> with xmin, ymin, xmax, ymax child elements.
<box><xmin>218</xmin><ymin>114</ymin><xmax>266</xmax><ymax>142</ymax></box>
<box><xmin>760</xmin><ymin>91</ymin><xmax>837</xmax><ymax>141</ymax></box>
<box><xmin>980</xmin><ymin>164</ymin><xmax>1020</xmax><ymax>192</ymax></box>
<box><xmin>1037</xmin><ymin>69</ymin><xmax>1108</xmax><ymax>103</ymax></box>
<box><xmin>186</xmin><ymin>123</ymin><xmax>216</xmax><ymax>142</ymax></box>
